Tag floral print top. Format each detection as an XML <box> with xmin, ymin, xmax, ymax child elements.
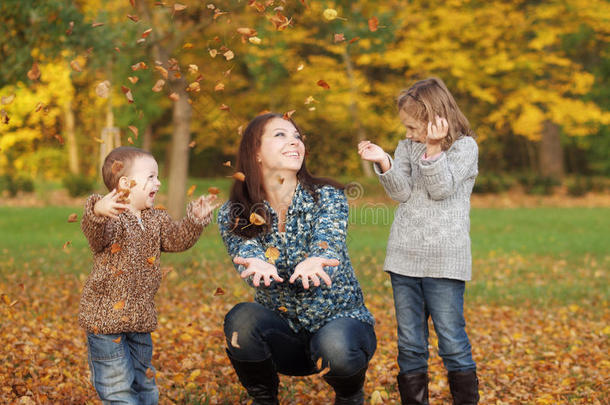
<box><xmin>218</xmin><ymin>183</ymin><xmax>375</xmax><ymax>333</ymax></box>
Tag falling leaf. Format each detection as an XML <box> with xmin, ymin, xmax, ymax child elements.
<box><xmin>147</xmin><ymin>257</ymin><xmax>156</xmax><ymax>265</ymax></box>
<box><xmin>113</xmin><ymin>301</ymin><xmax>125</xmax><ymax>310</ymax></box>
<box><xmin>265</xmin><ymin>247</ymin><xmax>280</xmax><ymax>264</ymax></box>
<box><xmin>1</xmin><ymin>294</ymin><xmax>10</xmax><ymax>306</ymax></box>
<box><xmin>67</xmin><ymin>213</ymin><xmax>78</xmax><ymax>223</ymax></box>
<box><xmin>183</xmin><ymin>43</ymin><xmax>194</xmax><ymax>50</ymax></box>
<box><xmin>213</xmin><ymin>287</ymin><xmax>225</xmax><ymax>296</ymax></box>
<box><xmin>1</xmin><ymin>94</ymin><xmax>15</xmax><ymax>105</ymax></box>
<box><xmin>174</xmin><ymin>3</ymin><xmax>187</xmax><ymax>11</ymax></box>
<box><xmin>282</xmin><ymin>110</ymin><xmax>296</xmax><ymax>120</ymax></box>
<box><xmin>115</xmin><ymin>47</ymin><xmax>121</xmax><ymax>52</ymax></box>
<box><xmin>186</xmin><ymin>82</ymin><xmax>200</xmax><ymax>92</ymax></box>
<box><xmin>317</xmin><ymin>79</ymin><xmax>330</xmax><ymax>90</ymax></box>
<box><xmin>63</xmin><ymin>241</ymin><xmax>71</xmax><ymax>251</ymax></box>
<box><xmin>214</xmin><ymin>83</ymin><xmax>225</xmax><ymax>92</ymax></box>
<box><xmin>334</xmin><ymin>33</ymin><xmax>345</xmax><ymax>43</ymax></box>
<box><xmin>304</xmin><ymin>96</ymin><xmax>318</xmax><ymax>105</ymax></box>
<box><xmin>111</xmin><ymin>243</ymin><xmax>122</xmax><ymax>254</ymax></box>
<box><xmin>269</xmin><ymin>11</ymin><xmax>292</xmax><ymax>30</ymax></box>
<box><xmin>128</xmin><ymin>76</ymin><xmax>139</xmax><ymax>84</ymax></box>
<box><xmin>169</xmin><ymin>92</ymin><xmax>180</xmax><ymax>101</ymax></box>
<box><xmin>66</xmin><ymin>21</ymin><xmax>74</xmax><ymax>35</ymax></box>
<box><xmin>154</xmin><ymin>66</ymin><xmax>169</xmax><ymax>79</ymax></box>
<box><xmin>111</xmin><ymin>161</ymin><xmax>124</xmax><ymax>175</ymax></box>
<box><xmin>297</xmin><ymin>63</ymin><xmax>305</xmax><ymax>71</ymax></box>
<box><xmin>92</xmin><ymin>22</ymin><xmax>105</xmax><ymax>27</ymax></box>
<box><xmin>209</xmin><ymin>49</ymin><xmax>218</xmax><ymax>58</ymax></box>
<box><xmin>223</xmin><ymin>161</ymin><xmax>232</xmax><ymax>167</ymax></box>
<box><xmin>237</xmin><ymin>27</ymin><xmax>257</xmax><ymax>36</ymax></box>
<box><xmin>318</xmin><ymin>241</ymin><xmax>329</xmax><ymax>250</ymax></box>
<box><xmin>249</xmin><ymin>212</ymin><xmax>266</xmax><ymax>226</ymax></box>
<box><xmin>34</xmin><ymin>102</ymin><xmax>46</xmax><ymax>113</ymax></box>
<box><xmin>55</xmin><ymin>134</ymin><xmax>65</xmax><ymax>144</ymax></box>
<box><xmin>223</xmin><ymin>50</ymin><xmax>234</xmax><ymax>60</ymax></box>
<box><xmin>152</xmin><ymin>80</ymin><xmax>165</xmax><ymax>92</ymax></box>
<box><xmin>188</xmin><ymin>64</ymin><xmax>199</xmax><ymax>74</ymax></box>
<box><xmin>219</xmin><ymin>103</ymin><xmax>230</xmax><ymax>111</ymax></box>
<box><xmin>187</xmin><ymin>185</ymin><xmax>196</xmax><ymax>196</ymax></box>
<box><xmin>96</xmin><ymin>81</ymin><xmax>111</xmax><ymax>98</ymax></box>
<box><xmin>145</xmin><ymin>368</ymin><xmax>155</xmax><ymax>379</ymax></box>
<box><xmin>323</xmin><ymin>8</ymin><xmax>338</xmax><ymax>21</ymax></box>
<box><xmin>93</xmin><ymin>137</ymin><xmax>104</xmax><ymax>144</ymax></box>
<box><xmin>232</xmin><ymin>172</ymin><xmax>245</xmax><ymax>182</ymax></box>
<box><xmin>129</xmin><ymin>180</ymin><xmax>137</xmax><ymax>188</ymax></box>
<box><xmin>368</xmin><ymin>16</ymin><xmax>379</xmax><ymax>32</ymax></box>
<box><xmin>230</xmin><ymin>331</ymin><xmax>240</xmax><ymax>348</ymax></box>
<box><xmin>349</xmin><ymin>37</ymin><xmax>360</xmax><ymax>44</ymax></box>
<box><xmin>27</xmin><ymin>62</ymin><xmax>41</xmax><ymax>80</ymax></box>
<box><xmin>127</xmin><ymin>14</ymin><xmax>140</xmax><ymax>22</ymax></box>
<box><xmin>131</xmin><ymin>61</ymin><xmax>147</xmax><ymax>71</ymax></box>
<box><xmin>121</xmin><ymin>86</ymin><xmax>134</xmax><ymax>103</ymax></box>
<box><xmin>127</xmin><ymin>137</ymin><xmax>134</xmax><ymax>145</ymax></box>
<box><xmin>316</xmin><ymin>357</ymin><xmax>323</xmax><ymax>370</ymax></box>
<box><xmin>128</xmin><ymin>126</ymin><xmax>139</xmax><ymax>138</ymax></box>
<box><xmin>278</xmin><ymin>306</ymin><xmax>287</xmax><ymax>312</ymax></box>
<box><xmin>207</xmin><ymin>187</ymin><xmax>220</xmax><ymax>195</ymax></box>
<box><xmin>141</xmin><ymin>28</ymin><xmax>153</xmax><ymax>38</ymax></box>
<box><xmin>249</xmin><ymin>36</ymin><xmax>262</xmax><ymax>45</ymax></box>
<box><xmin>112</xmin><ymin>336</ymin><xmax>122</xmax><ymax>343</ymax></box>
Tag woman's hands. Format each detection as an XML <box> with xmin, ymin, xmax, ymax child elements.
<box><xmin>93</xmin><ymin>189</ymin><xmax>131</xmax><ymax>219</ymax></box>
<box><xmin>289</xmin><ymin>257</ymin><xmax>338</xmax><ymax>289</ymax></box>
<box><xmin>234</xmin><ymin>257</ymin><xmax>284</xmax><ymax>287</ymax></box>
<box><xmin>233</xmin><ymin>256</ymin><xmax>339</xmax><ymax>289</ymax></box>
<box><xmin>358</xmin><ymin>141</ymin><xmax>390</xmax><ymax>173</ymax></box>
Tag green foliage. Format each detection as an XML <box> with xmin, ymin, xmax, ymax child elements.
<box><xmin>565</xmin><ymin>176</ymin><xmax>593</xmax><ymax>197</ymax></box>
<box><xmin>518</xmin><ymin>174</ymin><xmax>561</xmax><ymax>195</ymax></box>
<box><xmin>473</xmin><ymin>173</ymin><xmax>515</xmax><ymax>194</ymax></box>
<box><xmin>0</xmin><ymin>173</ymin><xmax>34</xmax><ymax>197</ymax></box>
<box><xmin>62</xmin><ymin>174</ymin><xmax>95</xmax><ymax>197</ymax></box>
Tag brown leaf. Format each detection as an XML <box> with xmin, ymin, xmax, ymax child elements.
<box><xmin>334</xmin><ymin>33</ymin><xmax>345</xmax><ymax>43</ymax></box>
<box><xmin>219</xmin><ymin>103</ymin><xmax>230</xmax><ymax>111</ymax></box>
<box><xmin>187</xmin><ymin>185</ymin><xmax>196</xmax><ymax>196</ymax></box>
<box><xmin>67</xmin><ymin>213</ymin><xmax>78</xmax><ymax>223</ymax></box>
<box><xmin>127</xmin><ymin>14</ymin><xmax>140</xmax><ymax>22</ymax></box>
<box><xmin>152</xmin><ymin>79</ymin><xmax>165</xmax><ymax>92</ymax></box>
<box><xmin>27</xmin><ymin>62</ymin><xmax>41</xmax><ymax>80</ymax></box>
<box><xmin>237</xmin><ymin>27</ymin><xmax>257</xmax><ymax>36</ymax></box>
<box><xmin>121</xmin><ymin>86</ymin><xmax>134</xmax><ymax>103</ymax></box>
<box><xmin>113</xmin><ymin>300</ymin><xmax>125</xmax><ymax>310</ymax></box>
<box><xmin>174</xmin><ymin>3</ymin><xmax>187</xmax><ymax>11</ymax></box>
<box><xmin>223</xmin><ymin>50</ymin><xmax>235</xmax><ymax>61</ymax></box>
<box><xmin>188</xmin><ymin>140</ymin><xmax>196</xmax><ymax>148</ymax></box>
<box><xmin>1</xmin><ymin>94</ymin><xmax>15</xmax><ymax>105</ymax></box>
<box><xmin>154</xmin><ymin>66</ymin><xmax>168</xmax><ymax>79</ymax></box>
<box><xmin>147</xmin><ymin>256</ymin><xmax>156</xmax><ymax>265</ymax></box>
<box><xmin>208</xmin><ymin>187</ymin><xmax>220</xmax><ymax>195</ymax></box>
<box><xmin>127</xmin><ymin>137</ymin><xmax>134</xmax><ymax>145</ymax></box>
<box><xmin>92</xmin><ymin>22</ymin><xmax>105</xmax><ymax>27</ymax></box>
<box><xmin>265</xmin><ymin>246</ymin><xmax>280</xmax><ymax>264</ymax></box>
<box><xmin>214</xmin><ymin>83</ymin><xmax>225</xmax><ymax>92</ymax></box>
<box><xmin>188</xmin><ymin>64</ymin><xmax>199</xmax><ymax>74</ymax></box>
<box><xmin>141</xmin><ymin>28</ymin><xmax>153</xmax><ymax>38</ymax></box>
<box><xmin>209</xmin><ymin>49</ymin><xmax>218</xmax><ymax>58</ymax></box>
<box><xmin>145</xmin><ymin>367</ymin><xmax>155</xmax><ymax>379</ymax></box>
<box><xmin>223</xmin><ymin>161</ymin><xmax>232</xmax><ymax>167</ymax></box>
<box><xmin>186</xmin><ymin>82</ymin><xmax>200</xmax><ymax>92</ymax></box>
<box><xmin>1</xmin><ymin>109</ymin><xmax>9</xmax><ymax>125</ymax></box>
<box><xmin>317</xmin><ymin>79</ymin><xmax>330</xmax><ymax>90</ymax></box>
<box><xmin>111</xmin><ymin>243</ymin><xmax>122</xmax><ymax>254</ymax></box>
<box><xmin>128</xmin><ymin>126</ymin><xmax>139</xmax><ymax>138</ymax></box>
<box><xmin>232</xmin><ymin>172</ymin><xmax>245</xmax><ymax>182</ymax></box>
<box><xmin>278</xmin><ymin>176</ymin><xmax>285</xmax><ymax>184</ymax></box>
<box><xmin>169</xmin><ymin>92</ymin><xmax>179</xmax><ymax>101</ymax></box>
<box><xmin>230</xmin><ymin>331</ymin><xmax>240</xmax><ymax>348</ymax></box>
<box><xmin>213</xmin><ymin>287</ymin><xmax>225</xmax><ymax>296</ymax></box>
<box><xmin>282</xmin><ymin>110</ymin><xmax>296</xmax><ymax>120</ymax></box>
<box><xmin>66</xmin><ymin>21</ymin><xmax>74</xmax><ymax>35</ymax></box>
<box><xmin>128</xmin><ymin>76</ymin><xmax>139</xmax><ymax>84</ymax></box>
<box><xmin>368</xmin><ymin>16</ymin><xmax>379</xmax><ymax>32</ymax></box>
<box><xmin>131</xmin><ymin>61</ymin><xmax>147</xmax><ymax>71</ymax></box>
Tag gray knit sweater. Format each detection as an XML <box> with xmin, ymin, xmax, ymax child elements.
<box><xmin>375</xmin><ymin>136</ymin><xmax>478</xmax><ymax>281</ymax></box>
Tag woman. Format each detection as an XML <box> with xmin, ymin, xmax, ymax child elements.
<box><xmin>217</xmin><ymin>113</ymin><xmax>376</xmax><ymax>405</ymax></box>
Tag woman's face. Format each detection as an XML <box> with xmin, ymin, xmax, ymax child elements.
<box><xmin>399</xmin><ymin>109</ymin><xmax>427</xmax><ymax>143</ymax></box>
<box><xmin>257</xmin><ymin>117</ymin><xmax>305</xmax><ymax>176</ymax></box>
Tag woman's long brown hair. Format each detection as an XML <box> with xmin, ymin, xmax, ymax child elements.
<box><xmin>228</xmin><ymin>113</ymin><xmax>344</xmax><ymax>238</ymax></box>
<box><xmin>397</xmin><ymin>77</ymin><xmax>475</xmax><ymax>151</ymax></box>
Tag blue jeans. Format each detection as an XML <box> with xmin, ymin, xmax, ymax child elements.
<box><xmin>390</xmin><ymin>273</ymin><xmax>476</xmax><ymax>374</ymax></box>
<box><xmin>224</xmin><ymin>302</ymin><xmax>377</xmax><ymax>377</ymax></box>
<box><xmin>87</xmin><ymin>332</ymin><xmax>159</xmax><ymax>405</ymax></box>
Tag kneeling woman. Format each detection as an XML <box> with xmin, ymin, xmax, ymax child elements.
<box><xmin>217</xmin><ymin>113</ymin><xmax>376</xmax><ymax>404</ymax></box>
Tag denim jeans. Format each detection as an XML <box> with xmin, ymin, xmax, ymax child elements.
<box><xmin>87</xmin><ymin>332</ymin><xmax>159</xmax><ymax>405</ymax></box>
<box><xmin>224</xmin><ymin>302</ymin><xmax>377</xmax><ymax>377</ymax></box>
<box><xmin>390</xmin><ymin>273</ymin><xmax>476</xmax><ymax>374</ymax></box>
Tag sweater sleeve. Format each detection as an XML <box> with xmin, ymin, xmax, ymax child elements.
<box><xmin>306</xmin><ymin>186</ymin><xmax>348</xmax><ymax>278</ymax></box>
<box><xmin>375</xmin><ymin>141</ymin><xmax>413</xmax><ymax>203</ymax></box>
<box><xmin>419</xmin><ymin>136</ymin><xmax>478</xmax><ymax>200</ymax></box>
<box><xmin>81</xmin><ymin>194</ymin><xmax>117</xmax><ymax>253</ymax></box>
<box><xmin>158</xmin><ymin>202</ymin><xmax>207</xmax><ymax>252</ymax></box>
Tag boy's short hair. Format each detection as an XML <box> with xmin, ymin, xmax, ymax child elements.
<box><xmin>101</xmin><ymin>146</ymin><xmax>153</xmax><ymax>191</ymax></box>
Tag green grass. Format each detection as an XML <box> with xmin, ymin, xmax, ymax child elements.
<box><xmin>0</xmin><ymin>204</ymin><xmax>607</xmax><ymax>308</ymax></box>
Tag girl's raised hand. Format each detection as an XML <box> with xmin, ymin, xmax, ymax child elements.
<box><xmin>357</xmin><ymin>141</ymin><xmax>387</xmax><ymax>163</ymax></box>
<box><xmin>93</xmin><ymin>189</ymin><xmax>130</xmax><ymax>219</ymax></box>
<box><xmin>426</xmin><ymin>115</ymin><xmax>449</xmax><ymax>145</ymax></box>
<box><xmin>234</xmin><ymin>257</ymin><xmax>284</xmax><ymax>287</ymax></box>
<box><xmin>289</xmin><ymin>257</ymin><xmax>338</xmax><ymax>289</ymax></box>
<box><xmin>193</xmin><ymin>194</ymin><xmax>221</xmax><ymax>221</ymax></box>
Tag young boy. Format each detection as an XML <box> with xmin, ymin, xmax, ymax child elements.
<box><xmin>78</xmin><ymin>146</ymin><xmax>218</xmax><ymax>404</ymax></box>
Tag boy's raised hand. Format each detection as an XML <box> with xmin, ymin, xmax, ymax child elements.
<box><xmin>192</xmin><ymin>194</ymin><xmax>221</xmax><ymax>221</ymax></box>
<box><xmin>93</xmin><ymin>189</ymin><xmax>130</xmax><ymax>219</ymax></box>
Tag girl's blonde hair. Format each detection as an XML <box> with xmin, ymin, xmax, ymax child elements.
<box><xmin>397</xmin><ymin>77</ymin><xmax>475</xmax><ymax>150</ymax></box>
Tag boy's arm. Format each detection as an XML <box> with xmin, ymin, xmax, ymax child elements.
<box><xmin>81</xmin><ymin>194</ymin><xmax>117</xmax><ymax>253</ymax></box>
<box><xmin>375</xmin><ymin>141</ymin><xmax>413</xmax><ymax>203</ymax></box>
<box><xmin>159</xmin><ymin>202</ymin><xmax>210</xmax><ymax>252</ymax></box>
<box><xmin>419</xmin><ymin>137</ymin><xmax>478</xmax><ymax>200</ymax></box>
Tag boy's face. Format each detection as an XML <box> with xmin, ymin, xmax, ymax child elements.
<box><xmin>123</xmin><ymin>155</ymin><xmax>161</xmax><ymax>212</ymax></box>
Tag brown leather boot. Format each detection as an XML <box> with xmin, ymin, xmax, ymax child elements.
<box><xmin>448</xmin><ymin>370</ymin><xmax>479</xmax><ymax>405</ymax></box>
<box><xmin>226</xmin><ymin>350</ymin><xmax>279</xmax><ymax>405</ymax></box>
<box><xmin>397</xmin><ymin>372</ymin><xmax>429</xmax><ymax>405</ymax></box>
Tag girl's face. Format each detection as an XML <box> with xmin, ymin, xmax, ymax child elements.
<box><xmin>256</xmin><ymin>117</ymin><xmax>305</xmax><ymax>176</ymax></box>
<box><xmin>399</xmin><ymin>109</ymin><xmax>427</xmax><ymax>143</ymax></box>
<box><xmin>123</xmin><ymin>155</ymin><xmax>161</xmax><ymax>212</ymax></box>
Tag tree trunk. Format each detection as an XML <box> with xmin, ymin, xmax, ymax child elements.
<box><xmin>342</xmin><ymin>49</ymin><xmax>373</xmax><ymax>177</ymax></box>
<box><xmin>538</xmin><ymin>120</ymin><xmax>564</xmax><ymax>180</ymax></box>
<box><xmin>167</xmin><ymin>86</ymin><xmax>192</xmax><ymax>218</ymax></box>
<box><xmin>64</xmin><ymin>99</ymin><xmax>79</xmax><ymax>174</ymax></box>
<box><xmin>142</xmin><ymin>125</ymin><xmax>152</xmax><ymax>152</ymax></box>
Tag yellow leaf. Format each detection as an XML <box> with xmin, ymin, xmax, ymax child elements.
<box><xmin>265</xmin><ymin>246</ymin><xmax>280</xmax><ymax>264</ymax></box>
<box><xmin>230</xmin><ymin>331</ymin><xmax>240</xmax><ymax>348</ymax></box>
<box><xmin>113</xmin><ymin>300</ymin><xmax>125</xmax><ymax>310</ymax></box>
<box><xmin>249</xmin><ymin>212</ymin><xmax>266</xmax><ymax>226</ymax></box>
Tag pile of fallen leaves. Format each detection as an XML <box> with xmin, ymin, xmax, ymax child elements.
<box><xmin>1</xmin><ymin>264</ymin><xmax>608</xmax><ymax>404</ymax></box>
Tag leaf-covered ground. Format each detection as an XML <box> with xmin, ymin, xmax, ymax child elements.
<box><xmin>1</xmin><ymin>256</ymin><xmax>608</xmax><ymax>404</ymax></box>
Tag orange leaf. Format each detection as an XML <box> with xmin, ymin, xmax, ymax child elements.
<box><xmin>1</xmin><ymin>294</ymin><xmax>10</xmax><ymax>306</ymax></box>
<box><xmin>111</xmin><ymin>243</ymin><xmax>122</xmax><ymax>254</ymax></box>
<box><xmin>169</xmin><ymin>92</ymin><xmax>179</xmax><ymax>101</ymax></box>
<box><xmin>70</xmin><ymin>60</ymin><xmax>83</xmax><ymax>72</ymax></box>
<box><xmin>113</xmin><ymin>336</ymin><xmax>122</xmax><ymax>343</ymax></box>
<box><xmin>249</xmin><ymin>212</ymin><xmax>266</xmax><ymax>226</ymax></box>
<box><xmin>113</xmin><ymin>300</ymin><xmax>125</xmax><ymax>310</ymax></box>
<box><xmin>127</xmin><ymin>137</ymin><xmax>134</xmax><ymax>145</ymax></box>
<box><xmin>317</xmin><ymin>79</ymin><xmax>330</xmax><ymax>90</ymax></box>
<box><xmin>121</xmin><ymin>86</ymin><xmax>134</xmax><ymax>103</ymax></box>
<box><xmin>152</xmin><ymin>79</ymin><xmax>165</xmax><ymax>92</ymax></box>
<box><xmin>188</xmin><ymin>140</ymin><xmax>196</xmax><ymax>148</ymax></box>
<box><xmin>155</xmin><ymin>204</ymin><xmax>167</xmax><ymax>210</ymax></box>
<box><xmin>128</xmin><ymin>76</ymin><xmax>139</xmax><ymax>84</ymax></box>
<box><xmin>128</xmin><ymin>126</ymin><xmax>139</xmax><ymax>138</ymax></box>
<box><xmin>183</xmin><ymin>42</ymin><xmax>194</xmax><ymax>49</ymax></box>
<box><xmin>208</xmin><ymin>187</ymin><xmax>220</xmax><ymax>195</ymax></box>
<box><xmin>131</xmin><ymin>61</ymin><xmax>147</xmax><ymax>71</ymax></box>
<box><xmin>278</xmin><ymin>306</ymin><xmax>288</xmax><ymax>312</ymax></box>
<box><xmin>223</xmin><ymin>161</ymin><xmax>232</xmax><ymax>167</ymax></box>
<box><xmin>127</xmin><ymin>14</ymin><xmax>139</xmax><ymax>22</ymax></box>
<box><xmin>368</xmin><ymin>16</ymin><xmax>379</xmax><ymax>32</ymax></box>
<box><xmin>154</xmin><ymin>66</ymin><xmax>168</xmax><ymax>79</ymax></box>
<box><xmin>318</xmin><ymin>241</ymin><xmax>329</xmax><ymax>250</ymax></box>
<box><xmin>27</xmin><ymin>62</ymin><xmax>41</xmax><ymax>80</ymax></box>
<box><xmin>145</xmin><ymin>368</ymin><xmax>155</xmax><ymax>379</ymax></box>
<box><xmin>174</xmin><ymin>3</ymin><xmax>187</xmax><ymax>11</ymax></box>
<box><xmin>187</xmin><ymin>185</ymin><xmax>196</xmax><ymax>196</ymax></box>
<box><xmin>214</xmin><ymin>83</ymin><xmax>225</xmax><ymax>92</ymax></box>
<box><xmin>67</xmin><ymin>213</ymin><xmax>78</xmax><ymax>223</ymax></box>
<box><xmin>63</xmin><ymin>241</ymin><xmax>72</xmax><ymax>251</ymax></box>
<box><xmin>232</xmin><ymin>172</ymin><xmax>246</xmax><ymax>182</ymax></box>
<box><xmin>265</xmin><ymin>246</ymin><xmax>280</xmax><ymax>264</ymax></box>
<box><xmin>141</xmin><ymin>28</ymin><xmax>153</xmax><ymax>38</ymax></box>
<box><xmin>219</xmin><ymin>103</ymin><xmax>230</xmax><ymax>111</ymax></box>
<box><xmin>92</xmin><ymin>22</ymin><xmax>105</xmax><ymax>27</ymax></box>
<box><xmin>129</xmin><ymin>180</ymin><xmax>137</xmax><ymax>188</ymax></box>
<box><xmin>349</xmin><ymin>37</ymin><xmax>360</xmax><ymax>44</ymax></box>
<box><xmin>282</xmin><ymin>110</ymin><xmax>296</xmax><ymax>120</ymax></box>
<box><xmin>213</xmin><ymin>287</ymin><xmax>225</xmax><ymax>296</ymax></box>
<box><xmin>147</xmin><ymin>256</ymin><xmax>156</xmax><ymax>265</ymax></box>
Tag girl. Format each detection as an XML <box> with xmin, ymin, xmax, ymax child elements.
<box><xmin>358</xmin><ymin>77</ymin><xmax>479</xmax><ymax>405</ymax></box>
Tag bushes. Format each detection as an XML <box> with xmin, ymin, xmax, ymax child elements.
<box><xmin>0</xmin><ymin>174</ymin><xmax>35</xmax><ymax>197</ymax></box>
<box><xmin>473</xmin><ymin>173</ymin><xmax>515</xmax><ymax>194</ymax></box>
<box><xmin>517</xmin><ymin>174</ymin><xmax>561</xmax><ymax>195</ymax></box>
<box><xmin>62</xmin><ymin>174</ymin><xmax>95</xmax><ymax>197</ymax></box>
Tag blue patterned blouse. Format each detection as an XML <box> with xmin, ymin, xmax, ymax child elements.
<box><xmin>218</xmin><ymin>183</ymin><xmax>375</xmax><ymax>333</ymax></box>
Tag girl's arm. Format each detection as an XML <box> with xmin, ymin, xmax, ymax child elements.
<box><xmin>375</xmin><ymin>141</ymin><xmax>413</xmax><ymax>203</ymax></box>
<box><xmin>419</xmin><ymin>136</ymin><xmax>478</xmax><ymax>200</ymax></box>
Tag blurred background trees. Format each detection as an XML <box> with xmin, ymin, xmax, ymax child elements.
<box><xmin>1</xmin><ymin>0</ymin><xmax>608</xmax><ymax>216</ymax></box>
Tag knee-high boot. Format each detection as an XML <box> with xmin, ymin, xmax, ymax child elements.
<box><xmin>323</xmin><ymin>366</ymin><xmax>368</xmax><ymax>405</ymax></box>
<box><xmin>226</xmin><ymin>350</ymin><xmax>279</xmax><ymax>405</ymax></box>
<box><xmin>448</xmin><ymin>370</ymin><xmax>479</xmax><ymax>405</ymax></box>
<box><xmin>396</xmin><ymin>372</ymin><xmax>429</xmax><ymax>405</ymax></box>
